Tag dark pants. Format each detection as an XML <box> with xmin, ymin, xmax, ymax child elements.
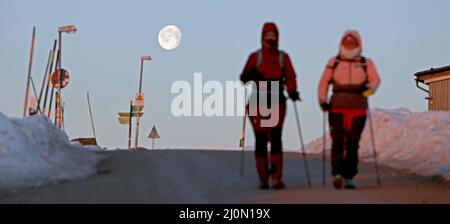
<box><xmin>329</xmin><ymin>112</ymin><xmax>366</xmax><ymax>179</ymax></box>
<box><xmin>254</xmin><ymin>128</ymin><xmax>283</xmax><ymax>183</ymax></box>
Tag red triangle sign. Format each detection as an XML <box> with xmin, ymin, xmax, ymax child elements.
<box><xmin>136</xmin><ymin>93</ymin><xmax>144</xmax><ymax>101</ymax></box>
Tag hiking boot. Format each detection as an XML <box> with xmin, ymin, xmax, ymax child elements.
<box><xmin>333</xmin><ymin>175</ymin><xmax>344</xmax><ymax>190</ymax></box>
<box><xmin>345</xmin><ymin>179</ymin><xmax>356</xmax><ymax>190</ymax></box>
<box><xmin>272</xmin><ymin>180</ymin><xmax>286</xmax><ymax>190</ymax></box>
<box><xmin>259</xmin><ymin>182</ymin><xmax>269</xmax><ymax>190</ymax></box>
<box><xmin>255</xmin><ymin>155</ymin><xmax>270</xmax><ymax>187</ymax></box>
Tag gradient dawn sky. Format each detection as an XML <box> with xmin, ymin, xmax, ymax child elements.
<box><xmin>1</xmin><ymin>0</ymin><xmax>450</xmax><ymax>149</ymax></box>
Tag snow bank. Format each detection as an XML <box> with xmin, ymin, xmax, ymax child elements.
<box><xmin>0</xmin><ymin>112</ymin><xmax>102</xmax><ymax>189</ymax></box>
<box><xmin>306</xmin><ymin>108</ymin><xmax>450</xmax><ymax>180</ymax></box>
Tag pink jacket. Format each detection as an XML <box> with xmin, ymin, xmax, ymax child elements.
<box><xmin>318</xmin><ymin>31</ymin><xmax>381</xmax><ymax>108</ymax></box>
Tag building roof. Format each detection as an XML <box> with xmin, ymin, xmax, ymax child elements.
<box><xmin>415</xmin><ymin>65</ymin><xmax>450</xmax><ymax>83</ymax></box>
<box><xmin>415</xmin><ymin>65</ymin><xmax>450</xmax><ymax>78</ymax></box>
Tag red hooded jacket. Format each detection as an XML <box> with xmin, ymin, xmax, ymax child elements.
<box><xmin>240</xmin><ymin>23</ymin><xmax>298</xmax><ymax>131</ymax></box>
<box><xmin>240</xmin><ymin>23</ymin><xmax>298</xmax><ymax>95</ymax></box>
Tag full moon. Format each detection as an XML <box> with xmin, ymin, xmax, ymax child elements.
<box><xmin>158</xmin><ymin>25</ymin><xmax>182</xmax><ymax>50</ymax></box>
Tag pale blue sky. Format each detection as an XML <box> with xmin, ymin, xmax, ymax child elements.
<box><xmin>1</xmin><ymin>0</ymin><xmax>449</xmax><ymax>149</ymax></box>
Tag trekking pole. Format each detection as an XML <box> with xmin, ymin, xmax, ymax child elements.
<box><xmin>322</xmin><ymin>111</ymin><xmax>327</xmax><ymax>187</ymax></box>
<box><xmin>37</xmin><ymin>50</ymin><xmax>52</xmax><ymax>114</ymax></box>
<box><xmin>42</xmin><ymin>40</ymin><xmax>58</xmax><ymax>114</ymax></box>
<box><xmin>239</xmin><ymin>89</ymin><xmax>248</xmax><ymax>178</ymax></box>
<box><xmin>23</xmin><ymin>26</ymin><xmax>36</xmax><ymax>117</ymax></box>
<box><xmin>367</xmin><ymin>101</ymin><xmax>381</xmax><ymax>187</ymax></box>
<box><xmin>292</xmin><ymin>101</ymin><xmax>312</xmax><ymax>189</ymax></box>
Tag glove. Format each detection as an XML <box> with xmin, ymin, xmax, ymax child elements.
<box><xmin>289</xmin><ymin>91</ymin><xmax>301</xmax><ymax>101</ymax></box>
<box><xmin>320</xmin><ymin>102</ymin><xmax>330</xmax><ymax>112</ymax></box>
<box><xmin>241</xmin><ymin>68</ymin><xmax>262</xmax><ymax>83</ymax></box>
<box><xmin>362</xmin><ymin>88</ymin><xmax>374</xmax><ymax>98</ymax></box>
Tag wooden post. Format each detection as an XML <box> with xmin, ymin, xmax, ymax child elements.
<box><xmin>87</xmin><ymin>92</ymin><xmax>97</xmax><ymax>139</ymax></box>
<box><xmin>29</xmin><ymin>77</ymin><xmax>41</xmax><ymax>114</ymax></box>
<box><xmin>55</xmin><ymin>31</ymin><xmax>62</xmax><ymax>128</ymax></box>
<box><xmin>37</xmin><ymin>50</ymin><xmax>52</xmax><ymax>114</ymax></box>
<box><xmin>42</xmin><ymin>39</ymin><xmax>58</xmax><ymax>114</ymax></box>
<box><xmin>134</xmin><ymin>59</ymin><xmax>144</xmax><ymax>149</ymax></box>
<box><xmin>128</xmin><ymin>100</ymin><xmax>133</xmax><ymax>150</ymax></box>
<box><xmin>23</xmin><ymin>26</ymin><xmax>36</xmax><ymax>117</ymax></box>
<box><xmin>61</xmin><ymin>101</ymin><xmax>65</xmax><ymax>131</ymax></box>
<box><xmin>47</xmin><ymin>50</ymin><xmax>60</xmax><ymax>119</ymax></box>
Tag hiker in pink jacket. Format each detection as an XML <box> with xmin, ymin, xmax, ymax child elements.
<box><xmin>318</xmin><ymin>30</ymin><xmax>381</xmax><ymax>189</ymax></box>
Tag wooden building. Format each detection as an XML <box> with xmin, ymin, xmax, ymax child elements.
<box><xmin>415</xmin><ymin>65</ymin><xmax>450</xmax><ymax>111</ymax></box>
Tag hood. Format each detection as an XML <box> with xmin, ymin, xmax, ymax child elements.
<box><xmin>339</xmin><ymin>30</ymin><xmax>363</xmax><ymax>59</ymax></box>
<box><xmin>340</xmin><ymin>30</ymin><xmax>362</xmax><ymax>49</ymax></box>
<box><xmin>261</xmin><ymin>22</ymin><xmax>279</xmax><ymax>50</ymax></box>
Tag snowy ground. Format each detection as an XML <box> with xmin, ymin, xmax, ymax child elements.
<box><xmin>0</xmin><ymin>113</ymin><xmax>102</xmax><ymax>189</ymax></box>
<box><xmin>1</xmin><ymin>109</ymin><xmax>450</xmax><ymax>203</ymax></box>
<box><xmin>306</xmin><ymin>108</ymin><xmax>450</xmax><ymax>180</ymax></box>
<box><xmin>1</xmin><ymin>150</ymin><xmax>450</xmax><ymax>204</ymax></box>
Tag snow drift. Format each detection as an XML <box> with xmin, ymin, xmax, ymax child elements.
<box><xmin>0</xmin><ymin>112</ymin><xmax>102</xmax><ymax>189</ymax></box>
<box><xmin>306</xmin><ymin>108</ymin><xmax>450</xmax><ymax>180</ymax></box>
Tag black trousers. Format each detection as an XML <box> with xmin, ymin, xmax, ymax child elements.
<box><xmin>254</xmin><ymin>128</ymin><xmax>283</xmax><ymax>157</ymax></box>
<box><xmin>329</xmin><ymin>113</ymin><xmax>367</xmax><ymax>179</ymax></box>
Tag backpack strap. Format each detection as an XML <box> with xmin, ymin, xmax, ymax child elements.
<box><xmin>256</xmin><ymin>49</ymin><xmax>285</xmax><ymax>70</ymax></box>
<box><xmin>256</xmin><ymin>49</ymin><xmax>262</xmax><ymax>67</ymax></box>
<box><xmin>279</xmin><ymin>50</ymin><xmax>285</xmax><ymax>69</ymax></box>
<box><xmin>360</xmin><ymin>56</ymin><xmax>367</xmax><ymax>74</ymax></box>
<box><xmin>334</xmin><ymin>55</ymin><xmax>341</xmax><ymax>70</ymax></box>
<box><xmin>329</xmin><ymin>55</ymin><xmax>341</xmax><ymax>83</ymax></box>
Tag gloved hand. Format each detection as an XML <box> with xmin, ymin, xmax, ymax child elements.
<box><xmin>320</xmin><ymin>102</ymin><xmax>330</xmax><ymax>112</ymax></box>
<box><xmin>240</xmin><ymin>68</ymin><xmax>262</xmax><ymax>83</ymax></box>
<box><xmin>289</xmin><ymin>91</ymin><xmax>301</xmax><ymax>101</ymax></box>
<box><xmin>362</xmin><ymin>88</ymin><xmax>374</xmax><ymax>98</ymax></box>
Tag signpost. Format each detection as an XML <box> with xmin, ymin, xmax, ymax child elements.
<box><xmin>118</xmin><ymin>55</ymin><xmax>151</xmax><ymax>150</ymax></box>
<box><xmin>134</xmin><ymin>56</ymin><xmax>151</xmax><ymax>149</ymax></box>
<box><xmin>136</xmin><ymin>93</ymin><xmax>144</xmax><ymax>108</ymax></box>
<box><xmin>52</xmin><ymin>69</ymin><xmax>70</xmax><ymax>88</ymax></box>
<box><xmin>118</xmin><ymin>101</ymin><xmax>144</xmax><ymax>150</ymax></box>
<box><xmin>148</xmin><ymin>125</ymin><xmax>160</xmax><ymax>150</ymax></box>
<box><xmin>55</xmin><ymin>25</ymin><xmax>77</xmax><ymax>129</ymax></box>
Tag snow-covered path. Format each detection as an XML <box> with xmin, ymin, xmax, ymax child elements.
<box><xmin>1</xmin><ymin>150</ymin><xmax>449</xmax><ymax>204</ymax></box>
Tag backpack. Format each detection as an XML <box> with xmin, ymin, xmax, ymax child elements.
<box><xmin>256</xmin><ymin>49</ymin><xmax>285</xmax><ymax>70</ymax></box>
<box><xmin>256</xmin><ymin>49</ymin><xmax>285</xmax><ymax>82</ymax></box>
<box><xmin>330</xmin><ymin>55</ymin><xmax>367</xmax><ymax>76</ymax></box>
<box><xmin>329</xmin><ymin>55</ymin><xmax>369</xmax><ymax>86</ymax></box>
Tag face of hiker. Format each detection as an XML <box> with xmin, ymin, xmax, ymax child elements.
<box><xmin>261</xmin><ymin>23</ymin><xmax>279</xmax><ymax>51</ymax></box>
<box><xmin>342</xmin><ymin>35</ymin><xmax>359</xmax><ymax>50</ymax></box>
<box><xmin>263</xmin><ymin>31</ymin><xmax>277</xmax><ymax>49</ymax></box>
<box><xmin>339</xmin><ymin>31</ymin><xmax>362</xmax><ymax>60</ymax></box>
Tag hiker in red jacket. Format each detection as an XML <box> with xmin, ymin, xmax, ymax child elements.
<box><xmin>318</xmin><ymin>30</ymin><xmax>381</xmax><ymax>189</ymax></box>
<box><xmin>240</xmin><ymin>22</ymin><xmax>299</xmax><ymax>189</ymax></box>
